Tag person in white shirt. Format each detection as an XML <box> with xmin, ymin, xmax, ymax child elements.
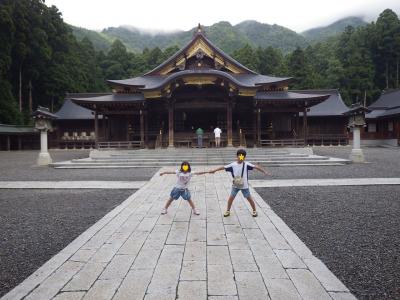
<box><xmin>213</xmin><ymin>126</ymin><xmax>222</xmax><ymax>147</ymax></box>
<box><xmin>209</xmin><ymin>149</ymin><xmax>272</xmax><ymax>217</ymax></box>
<box><xmin>159</xmin><ymin>161</ymin><xmax>208</xmax><ymax>215</ymax></box>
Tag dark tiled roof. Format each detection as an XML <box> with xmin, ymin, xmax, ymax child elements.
<box><xmin>55</xmin><ymin>99</ymin><xmax>95</xmax><ymax>120</ymax></box>
<box><xmin>365</xmin><ymin>109</ymin><xmax>385</xmax><ymax>119</ymax></box>
<box><xmin>368</xmin><ymin>89</ymin><xmax>400</xmax><ymax>109</ymax></box>
<box><xmin>71</xmin><ymin>94</ymin><xmax>145</xmax><ymax>105</ymax></box>
<box><xmin>0</xmin><ymin>124</ymin><xmax>37</xmax><ymax>134</ymax></box>
<box><xmin>381</xmin><ymin>106</ymin><xmax>400</xmax><ymax>117</ymax></box>
<box><xmin>255</xmin><ymin>91</ymin><xmax>330</xmax><ymax>107</ymax></box>
<box><xmin>108</xmin><ymin>70</ymin><xmax>290</xmax><ymax>90</ymax></box>
<box><xmin>292</xmin><ymin>90</ymin><xmax>349</xmax><ymax>116</ymax></box>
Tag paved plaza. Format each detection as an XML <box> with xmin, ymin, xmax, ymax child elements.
<box><xmin>2</xmin><ymin>168</ymin><xmax>355</xmax><ymax>300</ymax></box>
<box><xmin>1</xmin><ymin>146</ymin><xmax>399</xmax><ymax>299</ymax></box>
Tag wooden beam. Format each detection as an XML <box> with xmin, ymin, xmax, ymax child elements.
<box><xmin>145</xmin><ymin>110</ymin><xmax>149</xmax><ymax>148</ymax></box>
<box><xmin>168</xmin><ymin>100</ymin><xmax>174</xmax><ymax>147</ymax></box>
<box><xmin>303</xmin><ymin>107</ymin><xmax>308</xmax><ymax>145</ymax></box>
<box><xmin>257</xmin><ymin>108</ymin><xmax>261</xmax><ymax>147</ymax></box>
<box><xmin>253</xmin><ymin>109</ymin><xmax>257</xmax><ymax>146</ymax></box>
<box><xmin>227</xmin><ymin>98</ymin><xmax>233</xmax><ymax>146</ymax></box>
<box><xmin>94</xmin><ymin>112</ymin><xmax>99</xmax><ymax>148</ymax></box>
<box><xmin>140</xmin><ymin>110</ymin><xmax>145</xmax><ymax>146</ymax></box>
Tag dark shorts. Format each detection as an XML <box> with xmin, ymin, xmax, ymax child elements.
<box><xmin>230</xmin><ymin>187</ymin><xmax>251</xmax><ymax>198</ymax></box>
<box><xmin>170</xmin><ymin>187</ymin><xmax>191</xmax><ymax>200</ymax></box>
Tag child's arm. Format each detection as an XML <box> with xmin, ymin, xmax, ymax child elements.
<box><xmin>254</xmin><ymin>164</ymin><xmax>272</xmax><ymax>176</ymax></box>
<box><xmin>208</xmin><ymin>166</ymin><xmax>225</xmax><ymax>174</ymax></box>
<box><xmin>159</xmin><ymin>171</ymin><xmax>176</xmax><ymax>176</ymax></box>
<box><xmin>193</xmin><ymin>171</ymin><xmax>209</xmax><ymax>176</ymax></box>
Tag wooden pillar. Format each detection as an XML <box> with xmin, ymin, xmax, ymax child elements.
<box><xmin>94</xmin><ymin>111</ymin><xmax>99</xmax><ymax>148</ymax></box>
<box><xmin>140</xmin><ymin>110</ymin><xmax>145</xmax><ymax>147</ymax></box>
<box><xmin>257</xmin><ymin>108</ymin><xmax>261</xmax><ymax>147</ymax></box>
<box><xmin>103</xmin><ymin>115</ymin><xmax>107</xmax><ymax>141</ymax></box>
<box><xmin>7</xmin><ymin>135</ymin><xmax>10</xmax><ymax>151</ymax></box>
<box><xmin>126</xmin><ymin>115</ymin><xmax>130</xmax><ymax>141</ymax></box>
<box><xmin>145</xmin><ymin>110</ymin><xmax>149</xmax><ymax>148</ymax></box>
<box><xmin>18</xmin><ymin>136</ymin><xmax>22</xmax><ymax>150</ymax></box>
<box><xmin>168</xmin><ymin>101</ymin><xmax>174</xmax><ymax>147</ymax></box>
<box><xmin>253</xmin><ymin>109</ymin><xmax>257</xmax><ymax>146</ymax></box>
<box><xmin>303</xmin><ymin>107</ymin><xmax>308</xmax><ymax>146</ymax></box>
<box><xmin>227</xmin><ymin>98</ymin><xmax>233</xmax><ymax>147</ymax></box>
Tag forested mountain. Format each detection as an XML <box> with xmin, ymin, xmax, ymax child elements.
<box><xmin>302</xmin><ymin>17</ymin><xmax>367</xmax><ymax>42</ymax></box>
<box><xmin>1</xmin><ymin>0</ymin><xmax>399</xmax><ymax>126</ymax></box>
<box><xmin>72</xmin><ymin>18</ymin><xmax>362</xmax><ymax>54</ymax></box>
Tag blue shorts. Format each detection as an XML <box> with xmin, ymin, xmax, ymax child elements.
<box><xmin>230</xmin><ymin>187</ymin><xmax>251</xmax><ymax>198</ymax></box>
<box><xmin>170</xmin><ymin>187</ymin><xmax>191</xmax><ymax>200</ymax></box>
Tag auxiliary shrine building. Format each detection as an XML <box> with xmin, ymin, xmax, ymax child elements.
<box><xmin>50</xmin><ymin>26</ymin><xmax>351</xmax><ymax>149</ymax></box>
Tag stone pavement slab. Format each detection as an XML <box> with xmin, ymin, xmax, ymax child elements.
<box><xmin>2</xmin><ymin>167</ymin><xmax>356</xmax><ymax>300</ymax></box>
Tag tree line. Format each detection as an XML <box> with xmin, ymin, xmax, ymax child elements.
<box><xmin>0</xmin><ymin>0</ymin><xmax>399</xmax><ymax>125</ymax></box>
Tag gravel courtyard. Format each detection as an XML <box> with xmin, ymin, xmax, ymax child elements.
<box><xmin>0</xmin><ymin>150</ymin><xmax>159</xmax><ymax>181</ymax></box>
<box><xmin>251</xmin><ymin>146</ymin><xmax>400</xmax><ymax>179</ymax></box>
<box><xmin>0</xmin><ymin>189</ymin><xmax>135</xmax><ymax>298</ymax></box>
<box><xmin>0</xmin><ymin>146</ymin><xmax>399</xmax><ymax>299</ymax></box>
<box><xmin>256</xmin><ymin>185</ymin><xmax>400</xmax><ymax>300</ymax></box>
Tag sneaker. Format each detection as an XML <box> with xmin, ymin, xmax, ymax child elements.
<box><xmin>193</xmin><ymin>208</ymin><xmax>200</xmax><ymax>215</ymax></box>
<box><xmin>223</xmin><ymin>211</ymin><xmax>230</xmax><ymax>217</ymax></box>
<box><xmin>252</xmin><ymin>210</ymin><xmax>258</xmax><ymax>217</ymax></box>
<box><xmin>161</xmin><ymin>208</ymin><xmax>167</xmax><ymax>215</ymax></box>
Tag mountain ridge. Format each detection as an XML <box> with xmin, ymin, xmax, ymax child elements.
<box><xmin>70</xmin><ymin>17</ymin><xmax>367</xmax><ymax>54</ymax></box>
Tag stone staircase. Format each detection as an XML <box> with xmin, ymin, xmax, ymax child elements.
<box><xmin>51</xmin><ymin>148</ymin><xmax>350</xmax><ymax>169</ymax></box>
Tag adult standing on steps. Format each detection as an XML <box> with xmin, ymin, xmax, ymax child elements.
<box><xmin>214</xmin><ymin>126</ymin><xmax>222</xmax><ymax>148</ymax></box>
<box><xmin>196</xmin><ymin>127</ymin><xmax>204</xmax><ymax>148</ymax></box>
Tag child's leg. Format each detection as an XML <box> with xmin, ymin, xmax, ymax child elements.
<box><xmin>226</xmin><ymin>195</ymin><xmax>235</xmax><ymax>211</ymax></box>
<box><xmin>245</xmin><ymin>196</ymin><xmax>257</xmax><ymax>211</ymax></box>
<box><xmin>164</xmin><ymin>197</ymin><xmax>174</xmax><ymax>209</ymax></box>
<box><xmin>187</xmin><ymin>199</ymin><xmax>196</xmax><ymax>210</ymax></box>
<box><xmin>242</xmin><ymin>189</ymin><xmax>257</xmax><ymax>212</ymax></box>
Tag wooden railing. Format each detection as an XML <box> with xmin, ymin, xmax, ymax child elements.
<box><xmin>58</xmin><ymin>140</ymin><xmax>95</xmax><ymax>149</ymax></box>
<box><xmin>307</xmin><ymin>134</ymin><xmax>349</xmax><ymax>146</ymax></box>
<box><xmin>97</xmin><ymin>141</ymin><xmax>143</xmax><ymax>150</ymax></box>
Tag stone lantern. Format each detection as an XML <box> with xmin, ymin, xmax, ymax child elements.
<box><xmin>343</xmin><ymin>104</ymin><xmax>370</xmax><ymax>163</ymax></box>
<box><xmin>32</xmin><ymin>106</ymin><xmax>58</xmax><ymax>166</ymax></box>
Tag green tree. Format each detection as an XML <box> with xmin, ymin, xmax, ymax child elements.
<box><xmin>232</xmin><ymin>44</ymin><xmax>259</xmax><ymax>72</ymax></box>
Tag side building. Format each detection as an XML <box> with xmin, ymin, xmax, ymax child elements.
<box><xmin>363</xmin><ymin>89</ymin><xmax>400</xmax><ymax>146</ymax></box>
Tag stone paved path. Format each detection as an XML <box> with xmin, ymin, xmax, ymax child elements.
<box><xmin>2</xmin><ymin>168</ymin><xmax>356</xmax><ymax>300</ymax></box>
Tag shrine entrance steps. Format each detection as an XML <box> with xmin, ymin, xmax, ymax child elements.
<box><xmin>51</xmin><ymin>148</ymin><xmax>350</xmax><ymax>169</ymax></box>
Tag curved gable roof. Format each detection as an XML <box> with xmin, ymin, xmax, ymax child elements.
<box><xmin>144</xmin><ymin>28</ymin><xmax>257</xmax><ymax>76</ymax></box>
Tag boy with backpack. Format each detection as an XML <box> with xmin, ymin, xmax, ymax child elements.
<box><xmin>209</xmin><ymin>149</ymin><xmax>272</xmax><ymax>217</ymax></box>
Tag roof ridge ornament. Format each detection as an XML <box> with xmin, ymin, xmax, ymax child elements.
<box><xmin>194</xmin><ymin>23</ymin><xmax>205</xmax><ymax>36</ymax></box>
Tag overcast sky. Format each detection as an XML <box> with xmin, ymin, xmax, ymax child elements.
<box><xmin>45</xmin><ymin>0</ymin><xmax>400</xmax><ymax>33</ymax></box>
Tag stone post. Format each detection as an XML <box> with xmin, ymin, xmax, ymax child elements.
<box><xmin>37</xmin><ymin>128</ymin><xmax>52</xmax><ymax>165</ymax></box>
<box><xmin>344</xmin><ymin>105</ymin><xmax>370</xmax><ymax>163</ymax></box>
<box><xmin>350</xmin><ymin>126</ymin><xmax>364</xmax><ymax>162</ymax></box>
<box><xmin>32</xmin><ymin>106</ymin><xmax>57</xmax><ymax>166</ymax></box>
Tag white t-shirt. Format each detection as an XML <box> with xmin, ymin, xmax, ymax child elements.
<box><xmin>175</xmin><ymin>169</ymin><xmax>194</xmax><ymax>189</ymax></box>
<box><xmin>214</xmin><ymin>127</ymin><xmax>222</xmax><ymax>138</ymax></box>
<box><xmin>224</xmin><ymin>161</ymin><xmax>255</xmax><ymax>189</ymax></box>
